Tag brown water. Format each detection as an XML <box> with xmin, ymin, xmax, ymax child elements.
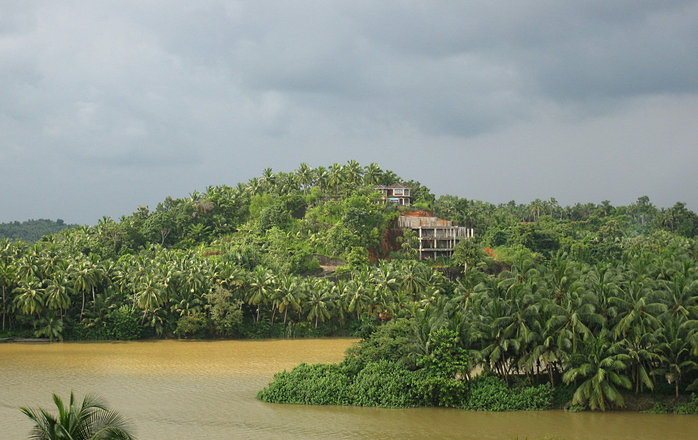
<box><xmin>2</xmin><ymin>339</ymin><xmax>697</xmax><ymax>440</ymax></box>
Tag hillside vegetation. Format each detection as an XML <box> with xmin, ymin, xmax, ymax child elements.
<box><xmin>2</xmin><ymin>161</ymin><xmax>698</xmax><ymax>411</ymax></box>
<box><xmin>0</xmin><ymin>219</ymin><xmax>75</xmax><ymax>243</ymax></box>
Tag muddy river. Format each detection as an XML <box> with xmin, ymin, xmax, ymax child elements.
<box><xmin>2</xmin><ymin>339</ymin><xmax>697</xmax><ymax>439</ymax></box>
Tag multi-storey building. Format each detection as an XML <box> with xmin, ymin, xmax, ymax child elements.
<box><xmin>374</xmin><ymin>184</ymin><xmax>411</xmax><ymax>206</ymax></box>
<box><xmin>398</xmin><ymin>212</ymin><xmax>474</xmax><ymax>260</ymax></box>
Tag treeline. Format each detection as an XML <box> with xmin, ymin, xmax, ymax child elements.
<box><xmin>260</xmin><ymin>241</ymin><xmax>698</xmax><ymax>411</ymax></box>
<box><xmin>0</xmin><ymin>161</ymin><xmax>437</xmax><ymax>341</ymax></box>
<box><xmin>0</xmin><ymin>219</ymin><xmax>75</xmax><ymax>243</ymax></box>
<box><xmin>40</xmin><ymin>161</ymin><xmax>433</xmax><ymax>260</ymax></box>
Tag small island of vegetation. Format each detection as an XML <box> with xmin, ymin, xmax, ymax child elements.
<box><xmin>2</xmin><ymin>161</ymin><xmax>698</xmax><ymax>413</ymax></box>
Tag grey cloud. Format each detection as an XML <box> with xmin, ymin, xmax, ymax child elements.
<box><xmin>0</xmin><ymin>1</ymin><xmax>696</xmax><ymax>223</ymax></box>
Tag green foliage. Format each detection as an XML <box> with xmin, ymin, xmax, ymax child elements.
<box><xmin>647</xmin><ymin>393</ymin><xmax>698</xmax><ymax>414</ymax></box>
<box><xmin>106</xmin><ymin>306</ymin><xmax>143</xmax><ymax>340</ymax></box>
<box><xmin>563</xmin><ymin>330</ymin><xmax>632</xmax><ymax>411</ymax></box>
<box><xmin>175</xmin><ymin>313</ymin><xmax>211</xmax><ymax>338</ymax></box>
<box><xmin>345</xmin><ymin>319</ymin><xmax>415</xmax><ymax>370</ymax></box>
<box><xmin>68</xmin><ymin>306</ymin><xmax>143</xmax><ymax>341</ymax></box>
<box><xmin>550</xmin><ymin>383</ymin><xmax>576</xmax><ymax>408</ymax></box>
<box><xmin>257</xmin><ymin>363</ymin><xmax>354</xmax><ymax>405</ymax></box>
<box><xmin>451</xmin><ymin>238</ymin><xmax>487</xmax><ymax>271</ymax></box>
<box><xmin>259</xmin><ymin>362</ymin><xmax>552</xmax><ymax>411</ymax></box>
<box><xmin>67</xmin><ymin>321</ymin><xmax>111</xmax><ymax>341</ymax></box>
<box><xmin>142</xmin><ymin>208</ymin><xmax>178</xmax><ymax>246</ymax></box>
<box><xmin>0</xmin><ymin>219</ymin><xmax>75</xmax><ymax>243</ymax></box>
<box><xmin>417</xmin><ymin>328</ymin><xmax>471</xmax><ymax>379</ymax></box>
<box><xmin>258</xmin><ymin>204</ymin><xmax>292</xmax><ymax>233</ymax></box>
<box><xmin>351</xmin><ymin>360</ymin><xmax>418</xmax><ymax>407</ymax></box>
<box><xmin>464</xmin><ymin>374</ymin><xmax>553</xmax><ymax>411</ymax></box>
<box><xmin>351</xmin><ymin>315</ymin><xmax>379</xmax><ymax>339</ymax></box>
<box><xmin>20</xmin><ymin>392</ymin><xmax>135</xmax><ymax>440</ymax></box>
<box><xmin>412</xmin><ymin>371</ymin><xmax>467</xmax><ymax>407</ymax></box>
<box><xmin>205</xmin><ymin>286</ymin><xmax>243</xmax><ymax>337</ymax></box>
<box><xmin>34</xmin><ymin>317</ymin><xmax>64</xmax><ymax>342</ymax></box>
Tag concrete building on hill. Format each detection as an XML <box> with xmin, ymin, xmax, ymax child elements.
<box><xmin>398</xmin><ymin>212</ymin><xmax>474</xmax><ymax>260</ymax></box>
<box><xmin>374</xmin><ymin>184</ymin><xmax>411</xmax><ymax>206</ymax></box>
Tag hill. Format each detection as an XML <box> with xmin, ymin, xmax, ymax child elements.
<box><xmin>1</xmin><ymin>162</ymin><xmax>697</xmax><ymax>382</ymax></box>
<box><xmin>0</xmin><ymin>219</ymin><xmax>75</xmax><ymax>243</ymax></box>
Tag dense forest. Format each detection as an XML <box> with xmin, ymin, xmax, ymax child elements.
<box><xmin>2</xmin><ymin>161</ymin><xmax>698</xmax><ymax>411</ymax></box>
<box><xmin>0</xmin><ymin>219</ymin><xmax>75</xmax><ymax>243</ymax></box>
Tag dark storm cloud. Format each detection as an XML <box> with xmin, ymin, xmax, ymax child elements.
<box><xmin>0</xmin><ymin>1</ymin><xmax>696</xmax><ymax>223</ymax></box>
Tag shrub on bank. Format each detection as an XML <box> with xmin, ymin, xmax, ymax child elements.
<box><xmin>174</xmin><ymin>313</ymin><xmax>211</xmax><ymax>339</ymax></box>
<box><xmin>464</xmin><ymin>374</ymin><xmax>552</xmax><ymax>411</ymax></box>
<box><xmin>66</xmin><ymin>306</ymin><xmax>143</xmax><ymax>341</ymax></box>
<box><xmin>647</xmin><ymin>393</ymin><xmax>698</xmax><ymax>414</ymax></box>
<box><xmin>352</xmin><ymin>360</ymin><xmax>418</xmax><ymax>407</ymax></box>
<box><xmin>257</xmin><ymin>363</ymin><xmax>353</xmax><ymax>405</ymax></box>
<box><xmin>412</xmin><ymin>372</ymin><xmax>468</xmax><ymax>407</ymax></box>
<box><xmin>258</xmin><ymin>362</ymin><xmax>554</xmax><ymax>410</ymax></box>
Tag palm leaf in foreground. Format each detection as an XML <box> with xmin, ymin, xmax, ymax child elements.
<box><xmin>20</xmin><ymin>392</ymin><xmax>135</xmax><ymax>440</ymax></box>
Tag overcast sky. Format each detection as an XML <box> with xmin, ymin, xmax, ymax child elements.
<box><xmin>1</xmin><ymin>1</ymin><xmax>697</xmax><ymax>224</ymax></box>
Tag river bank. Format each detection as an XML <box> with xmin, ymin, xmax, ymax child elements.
<box><xmin>0</xmin><ymin>337</ymin><xmax>50</xmax><ymax>343</ymax></box>
<box><xmin>258</xmin><ymin>359</ymin><xmax>698</xmax><ymax>415</ymax></box>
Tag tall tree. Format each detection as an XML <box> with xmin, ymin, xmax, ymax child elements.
<box><xmin>563</xmin><ymin>330</ymin><xmax>632</xmax><ymax>411</ymax></box>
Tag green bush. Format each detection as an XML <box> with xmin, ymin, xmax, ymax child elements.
<box><xmin>351</xmin><ymin>360</ymin><xmax>418</xmax><ymax>407</ymax></box>
<box><xmin>259</xmin><ymin>204</ymin><xmax>292</xmax><ymax>232</ymax></box>
<box><xmin>259</xmin><ymin>363</ymin><xmax>553</xmax><ymax>411</ymax></box>
<box><xmin>551</xmin><ymin>383</ymin><xmax>575</xmax><ymax>408</ymax></box>
<box><xmin>174</xmin><ymin>313</ymin><xmax>211</xmax><ymax>339</ymax></box>
<box><xmin>105</xmin><ymin>306</ymin><xmax>143</xmax><ymax>340</ymax></box>
<box><xmin>648</xmin><ymin>394</ymin><xmax>698</xmax><ymax>414</ymax></box>
<box><xmin>674</xmin><ymin>394</ymin><xmax>698</xmax><ymax>414</ymax></box>
<box><xmin>257</xmin><ymin>363</ymin><xmax>353</xmax><ymax>405</ymax></box>
<box><xmin>205</xmin><ymin>286</ymin><xmax>243</xmax><ymax>337</ymax></box>
<box><xmin>463</xmin><ymin>374</ymin><xmax>552</xmax><ymax>411</ymax></box>
<box><xmin>66</xmin><ymin>306</ymin><xmax>141</xmax><ymax>341</ymax></box>
<box><xmin>344</xmin><ymin>319</ymin><xmax>415</xmax><ymax>370</ymax></box>
<box><xmin>464</xmin><ymin>374</ymin><xmax>512</xmax><ymax>410</ymax></box>
<box><xmin>413</xmin><ymin>372</ymin><xmax>467</xmax><ymax>407</ymax></box>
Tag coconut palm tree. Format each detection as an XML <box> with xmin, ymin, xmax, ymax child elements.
<box><xmin>656</xmin><ymin>317</ymin><xmax>697</xmax><ymax>399</ymax></box>
<box><xmin>0</xmin><ymin>261</ymin><xmax>17</xmax><ymax>330</ymax></box>
<box><xmin>134</xmin><ymin>273</ymin><xmax>166</xmax><ymax>325</ymax></box>
<box><xmin>305</xmin><ymin>281</ymin><xmax>332</xmax><ymax>328</ymax></box>
<box><xmin>13</xmin><ymin>279</ymin><xmax>45</xmax><ymax>321</ymax></box>
<box><xmin>296</xmin><ymin>162</ymin><xmax>315</xmax><ymax>193</ymax></box>
<box><xmin>563</xmin><ymin>330</ymin><xmax>632</xmax><ymax>411</ymax></box>
<box><xmin>21</xmin><ymin>392</ymin><xmax>135</xmax><ymax>440</ymax></box>
<box><xmin>527</xmin><ymin>303</ymin><xmax>568</xmax><ymax>385</ymax></box>
<box><xmin>247</xmin><ymin>267</ymin><xmax>273</xmax><ymax>322</ymax></box>
<box><xmin>611</xmin><ymin>278</ymin><xmax>666</xmax><ymax>339</ymax></box>
<box><xmin>276</xmin><ymin>274</ymin><xmax>300</xmax><ymax>324</ymax></box>
<box><xmin>344</xmin><ymin>160</ymin><xmax>363</xmax><ymax>188</ymax></box>
<box><xmin>69</xmin><ymin>259</ymin><xmax>99</xmax><ymax>320</ymax></box>
<box><xmin>44</xmin><ymin>274</ymin><xmax>71</xmax><ymax>319</ymax></box>
<box><xmin>347</xmin><ymin>276</ymin><xmax>372</xmax><ymax>320</ymax></box>
<box><xmin>363</xmin><ymin>163</ymin><xmax>383</xmax><ymax>185</ymax></box>
<box><xmin>660</xmin><ymin>272</ymin><xmax>698</xmax><ymax>321</ymax></box>
<box><xmin>547</xmin><ymin>290</ymin><xmax>602</xmax><ymax>354</ymax></box>
<box><xmin>327</xmin><ymin>163</ymin><xmax>345</xmax><ymax>195</ymax></box>
<box><xmin>621</xmin><ymin>330</ymin><xmax>659</xmax><ymax>393</ymax></box>
<box><xmin>314</xmin><ymin>166</ymin><xmax>329</xmax><ymax>192</ymax></box>
<box><xmin>400</xmin><ymin>261</ymin><xmax>429</xmax><ymax>301</ymax></box>
<box><xmin>35</xmin><ymin>317</ymin><xmax>64</xmax><ymax>342</ymax></box>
